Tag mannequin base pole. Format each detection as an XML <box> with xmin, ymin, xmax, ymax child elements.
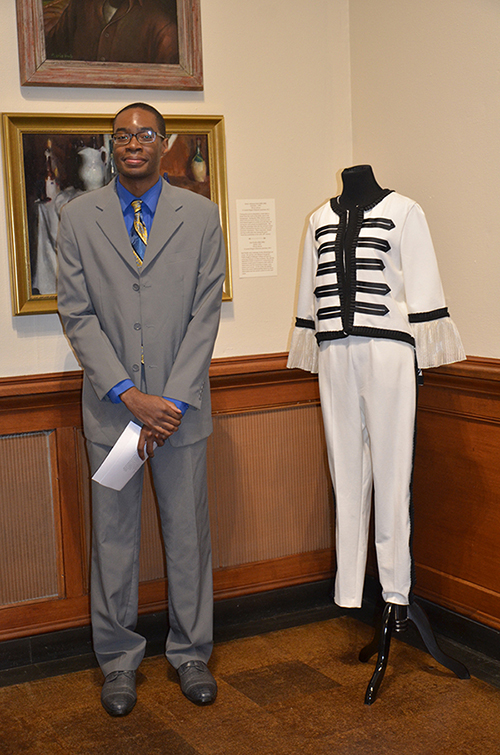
<box><xmin>359</xmin><ymin>600</ymin><xmax>470</xmax><ymax>705</ymax></box>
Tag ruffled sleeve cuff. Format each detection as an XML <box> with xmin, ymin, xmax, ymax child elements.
<box><xmin>411</xmin><ymin>317</ymin><xmax>466</xmax><ymax>369</ymax></box>
<box><xmin>287</xmin><ymin>326</ymin><xmax>319</xmax><ymax>373</ymax></box>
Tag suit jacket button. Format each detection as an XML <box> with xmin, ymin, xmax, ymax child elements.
<box><xmin>133</xmin><ymin>283</ymin><xmax>140</xmax><ymax>291</ymax></box>
<box><xmin>132</xmin><ymin>364</ymin><xmax>140</xmax><ymax>372</ymax></box>
<box><xmin>134</xmin><ymin>322</ymin><xmax>141</xmax><ymax>330</ymax></box>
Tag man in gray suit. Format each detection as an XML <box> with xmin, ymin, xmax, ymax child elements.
<box><xmin>58</xmin><ymin>102</ymin><xmax>225</xmax><ymax>716</ymax></box>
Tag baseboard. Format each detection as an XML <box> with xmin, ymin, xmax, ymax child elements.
<box><xmin>1</xmin><ymin>577</ymin><xmax>500</xmax><ymax>689</ymax></box>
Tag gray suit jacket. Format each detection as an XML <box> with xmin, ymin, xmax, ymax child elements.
<box><xmin>57</xmin><ymin>178</ymin><xmax>225</xmax><ymax>447</ymax></box>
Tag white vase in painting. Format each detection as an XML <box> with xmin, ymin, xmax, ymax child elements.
<box><xmin>78</xmin><ymin>146</ymin><xmax>108</xmax><ymax>191</ymax></box>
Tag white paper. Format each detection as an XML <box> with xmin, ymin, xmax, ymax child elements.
<box><xmin>92</xmin><ymin>421</ymin><xmax>153</xmax><ymax>491</ymax></box>
<box><xmin>237</xmin><ymin>198</ymin><xmax>277</xmax><ymax>277</ymax></box>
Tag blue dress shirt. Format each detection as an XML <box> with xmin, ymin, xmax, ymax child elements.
<box><xmin>107</xmin><ymin>178</ymin><xmax>189</xmax><ymax>416</ymax></box>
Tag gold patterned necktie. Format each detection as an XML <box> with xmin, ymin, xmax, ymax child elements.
<box><xmin>130</xmin><ymin>199</ymin><xmax>147</xmax><ymax>266</ymax></box>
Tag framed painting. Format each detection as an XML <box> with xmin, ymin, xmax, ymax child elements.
<box><xmin>2</xmin><ymin>112</ymin><xmax>232</xmax><ymax>315</ymax></box>
<box><xmin>16</xmin><ymin>0</ymin><xmax>203</xmax><ymax>90</ymax></box>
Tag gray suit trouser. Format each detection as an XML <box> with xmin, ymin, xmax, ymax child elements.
<box><xmin>87</xmin><ymin>436</ymin><xmax>213</xmax><ymax>677</ymax></box>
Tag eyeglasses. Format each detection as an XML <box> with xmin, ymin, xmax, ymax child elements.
<box><xmin>111</xmin><ymin>129</ymin><xmax>165</xmax><ymax>145</ymax></box>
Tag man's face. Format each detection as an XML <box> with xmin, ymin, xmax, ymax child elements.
<box><xmin>112</xmin><ymin>108</ymin><xmax>167</xmax><ymax>190</ymax></box>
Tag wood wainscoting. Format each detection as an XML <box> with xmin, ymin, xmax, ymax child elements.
<box><xmin>1</xmin><ymin>354</ymin><xmax>500</xmax><ymax>641</ymax></box>
<box><xmin>0</xmin><ymin>354</ymin><xmax>334</xmax><ymax>641</ymax></box>
<box><xmin>412</xmin><ymin>358</ymin><xmax>500</xmax><ymax>630</ymax></box>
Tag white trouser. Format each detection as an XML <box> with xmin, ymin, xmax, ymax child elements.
<box><xmin>318</xmin><ymin>337</ymin><xmax>416</xmax><ymax>608</ymax></box>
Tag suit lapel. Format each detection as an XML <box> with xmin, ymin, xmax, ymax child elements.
<box><xmin>93</xmin><ymin>178</ymin><xmax>183</xmax><ymax>273</ymax></box>
<box><xmin>94</xmin><ymin>181</ymin><xmax>138</xmax><ymax>271</ymax></box>
<box><xmin>141</xmin><ymin>180</ymin><xmax>183</xmax><ymax>272</ymax></box>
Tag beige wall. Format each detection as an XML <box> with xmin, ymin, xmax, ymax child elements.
<box><xmin>0</xmin><ymin>0</ymin><xmax>352</xmax><ymax>377</ymax></box>
<box><xmin>349</xmin><ymin>0</ymin><xmax>500</xmax><ymax>358</ymax></box>
<box><xmin>2</xmin><ymin>0</ymin><xmax>499</xmax><ymax>377</ymax></box>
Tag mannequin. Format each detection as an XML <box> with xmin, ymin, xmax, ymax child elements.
<box><xmin>287</xmin><ymin>165</ymin><xmax>468</xmax><ymax>699</ymax></box>
<box><xmin>338</xmin><ymin>164</ymin><xmax>386</xmax><ymax>209</ymax></box>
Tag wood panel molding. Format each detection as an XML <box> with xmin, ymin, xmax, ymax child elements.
<box><xmin>135</xmin><ymin>550</ymin><xmax>335</xmax><ymax>616</ymax></box>
<box><xmin>413</xmin><ymin>356</ymin><xmax>500</xmax><ymax>631</ymax></box>
<box><xmin>420</xmin><ymin>359</ymin><xmax>500</xmax><ymax>427</ymax></box>
<box><xmin>425</xmin><ymin>356</ymin><xmax>500</xmax><ymax>387</ymax></box>
<box><xmin>414</xmin><ymin>564</ymin><xmax>500</xmax><ymax>632</ymax></box>
<box><xmin>0</xmin><ymin>354</ymin><xmax>326</xmax><ymax>641</ymax></box>
<box><xmin>2</xmin><ymin>354</ymin><xmax>500</xmax><ymax>640</ymax></box>
<box><xmin>0</xmin><ymin>549</ymin><xmax>336</xmax><ymax>641</ymax></box>
<box><xmin>0</xmin><ymin>353</ymin><xmax>320</xmax><ymax>418</ymax></box>
<box><xmin>1</xmin><ymin>354</ymin><xmax>498</xmax><ymax>412</ymax></box>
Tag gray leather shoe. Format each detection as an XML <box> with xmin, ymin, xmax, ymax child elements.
<box><xmin>177</xmin><ymin>660</ymin><xmax>217</xmax><ymax>705</ymax></box>
<box><xmin>101</xmin><ymin>670</ymin><xmax>137</xmax><ymax>716</ymax></box>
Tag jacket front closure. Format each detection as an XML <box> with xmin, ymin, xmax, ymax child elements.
<box><xmin>313</xmin><ymin>190</ymin><xmax>410</xmax><ymax>345</ymax></box>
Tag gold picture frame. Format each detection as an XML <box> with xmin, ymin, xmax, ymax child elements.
<box><xmin>16</xmin><ymin>0</ymin><xmax>203</xmax><ymax>90</ymax></box>
<box><xmin>2</xmin><ymin>112</ymin><xmax>232</xmax><ymax>315</ymax></box>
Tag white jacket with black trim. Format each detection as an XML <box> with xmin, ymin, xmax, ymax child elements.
<box><xmin>287</xmin><ymin>191</ymin><xmax>465</xmax><ymax>373</ymax></box>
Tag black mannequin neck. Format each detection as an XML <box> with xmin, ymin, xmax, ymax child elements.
<box><xmin>339</xmin><ymin>165</ymin><xmax>386</xmax><ymax>209</ymax></box>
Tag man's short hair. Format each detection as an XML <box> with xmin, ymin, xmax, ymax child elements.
<box><xmin>113</xmin><ymin>103</ymin><xmax>166</xmax><ymax>137</ymax></box>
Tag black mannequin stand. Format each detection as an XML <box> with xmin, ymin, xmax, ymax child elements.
<box><xmin>358</xmin><ymin>601</ymin><xmax>470</xmax><ymax>704</ymax></box>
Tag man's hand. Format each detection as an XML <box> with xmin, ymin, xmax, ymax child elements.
<box><xmin>120</xmin><ymin>387</ymin><xmax>182</xmax><ymax>458</ymax></box>
<box><xmin>137</xmin><ymin>425</ymin><xmax>163</xmax><ymax>460</ymax></box>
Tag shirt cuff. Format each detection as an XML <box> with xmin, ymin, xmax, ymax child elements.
<box><xmin>164</xmin><ymin>397</ymin><xmax>189</xmax><ymax>416</ymax></box>
<box><xmin>107</xmin><ymin>381</ymin><xmax>189</xmax><ymax>415</ymax></box>
<box><xmin>108</xmin><ymin>379</ymin><xmax>135</xmax><ymax>404</ymax></box>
